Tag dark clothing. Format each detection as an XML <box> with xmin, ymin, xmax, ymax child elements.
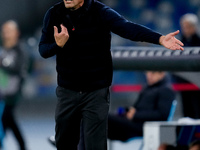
<box><xmin>0</xmin><ymin>44</ymin><xmax>27</xmax><ymax>105</ymax></box>
<box><xmin>55</xmin><ymin>86</ymin><xmax>110</xmax><ymax>150</ymax></box>
<box><xmin>176</xmin><ymin>33</ymin><xmax>200</xmax><ymax>118</ymax></box>
<box><xmin>39</xmin><ymin>0</ymin><xmax>163</xmax><ymax>149</ymax></box>
<box><xmin>2</xmin><ymin>105</ymin><xmax>26</xmax><ymax>150</ymax></box>
<box><xmin>133</xmin><ymin>78</ymin><xmax>175</xmax><ymax>122</ymax></box>
<box><xmin>0</xmin><ymin>44</ymin><xmax>27</xmax><ymax>150</ymax></box>
<box><xmin>180</xmin><ymin>33</ymin><xmax>200</xmax><ymax>46</ymax></box>
<box><xmin>181</xmin><ymin>90</ymin><xmax>200</xmax><ymax>119</ymax></box>
<box><xmin>108</xmin><ymin>78</ymin><xmax>175</xmax><ymax>141</ymax></box>
<box><xmin>39</xmin><ymin>0</ymin><xmax>162</xmax><ymax>92</ymax></box>
<box><xmin>108</xmin><ymin>114</ymin><xmax>143</xmax><ymax>141</ymax></box>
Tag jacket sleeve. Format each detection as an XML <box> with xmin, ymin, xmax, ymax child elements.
<box><xmin>39</xmin><ymin>8</ymin><xmax>62</xmax><ymax>58</ymax></box>
<box><xmin>133</xmin><ymin>87</ymin><xmax>175</xmax><ymax>121</ymax></box>
<box><xmin>101</xmin><ymin>6</ymin><xmax>162</xmax><ymax>45</ymax></box>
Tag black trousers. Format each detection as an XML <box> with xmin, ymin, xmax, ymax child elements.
<box><xmin>108</xmin><ymin>114</ymin><xmax>143</xmax><ymax>141</ymax></box>
<box><xmin>181</xmin><ymin>91</ymin><xmax>200</xmax><ymax>119</ymax></box>
<box><xmin>2</xmin><ymin>105</ymin><xmax>26</xmax><ymax>150</ymax></box>
<box><xmin>55</xmin><ymin>86</ymin><xmax>110</xmax><ymax>150</ymax></box>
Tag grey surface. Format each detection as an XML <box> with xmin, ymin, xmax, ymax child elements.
<box><xmin>3</xmin><ymin>98</ymin><xmax>56</xmax><ymax>150</ymax></box>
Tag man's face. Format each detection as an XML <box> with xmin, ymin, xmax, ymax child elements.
<box><xmin>1</xmin><ymin>22</ymin><xmax>19</xmax><ymax>44</ymax></box>
<box><xmin>181</xmin><ymin>20</ymin><xmax>196</xmax><ymax>38</ymax></box>
<box><xmin>63</xmin><ymin>0</ymin><xmax>84</xmax><ymax>11</ymax></box>
<box><xmin>145</xmin><ymin>71</ymin><xmax>165</xmax><ymax>86</ymax></box>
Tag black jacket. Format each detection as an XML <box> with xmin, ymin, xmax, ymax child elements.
<box><xmin>0</xmin><ymin>44</ymin><xmax>28</xmax><ymax>105</ymax></box>
<box><xmin>133</xmin><ymin>77</ymin><xmax>175</xmax><ymax>122</ymax></box>
<box><xmin>39</xmin><ymin>0</ymin><xmax>162</xmax><ymax>91</ymax></box>
<box><xmin>180</xmin><ymin>33</ymin><xmax>200</xmax><ymax>46</ymax></box>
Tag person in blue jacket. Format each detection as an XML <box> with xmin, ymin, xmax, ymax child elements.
<box><xmin>38</xmin><ymin>0</ymin><xmax>184</xmax><ymax>149</ymax></box>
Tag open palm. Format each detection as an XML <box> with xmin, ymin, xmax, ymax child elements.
<box><xmin>160</xmin><ymin>30</ymin><xmax>184</xmax><ymax>51</ymax></box>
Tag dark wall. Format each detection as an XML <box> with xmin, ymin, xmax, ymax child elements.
<box><xmin>0</xmin><ymin>0</ymin><xmax>61</xmax><ymax>35</ymax></box>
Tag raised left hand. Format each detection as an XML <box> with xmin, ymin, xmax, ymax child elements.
<box><xmin>159</xmin><ymin>30</ymin><xmax>184</xmax><ymax>51</ymax></box>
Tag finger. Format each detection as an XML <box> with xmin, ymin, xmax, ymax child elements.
<box><xmin>175</xmin><ymin>44</ymin><xmax>184</xmax><ymax>51</ymax></box>
<box><xmin>175</xmin><ymin>39</ymin><xmax>184</xmax><ymax>46</ymax></box>
<box><xmin>61</xmin><ymin>24</ymin><xmax>68</xmax><ymax>33</ymax></box>
<box><xmin>54</xmin><ymin>26</ymin><xmax>58</xmax><ymax>35</ymax></box>
<box><xmin>170</xmin><ymin>30</ymin><xmax>180</xmax><ymax>36</ymax></box>
<box><xmin>179</xmin><ymin>45</ymin><xmax>184</xmax><ymax>51</ymax></box>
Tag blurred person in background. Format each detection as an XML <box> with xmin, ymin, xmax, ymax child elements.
<box><xmin>108</xmin><ymin>71</ymin><xmax>175</xmax><ymax>141</ymax></box>
<box><xmin>172</xmin><ymin>13</ymin><xmax>200</xmax><ymax>119</ymax></box>
<box><xmin>0</xmin><ymin>20</ymin><xmax>28</xmax><ymax>150</ymax></box>
<box><xmin>180</xmin><ymin>13</ymin><xmax>200</xmax><ymax>46</ymax></box>
<box><xmin>39</xmin><ymin>0</ymin><xmax>183</xmax><ymax>149</ymax></box>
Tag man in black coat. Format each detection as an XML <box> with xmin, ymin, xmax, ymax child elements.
<box><xmin>178</xmin><ymin>13</ymin><xmax>200</xmax><ymax>119</ymax></box>
<box><xmin>39</xmin><ymin>0</ymin><xmax>183</xmax><ymax>149</ymax></box>
<box><xmin>180</xmin><ymin>13</ymin><xmax>200</xmax><ymax>47</ymax></box>
<box><xmin>172</xmin><ymin>13</ymin><xmax>200</xmax><ymax>119</ymax></box>
<box><xmin>108</xmin><ymin>71</ymin><xmax>175</xmax><ymax>141</ymax></box>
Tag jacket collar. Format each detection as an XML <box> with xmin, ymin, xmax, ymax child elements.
<box><xmin>147</xmin><ymin>77</ymin><xmax>168</xmax><ymax>88</ymax></box>
<box><xmin>56</xmin><ymin>0</ymin><xmax>94</xmax><ymax>13</ymax></box>
<box><xmin>82</xmin><ymin>0</ymin><xmax>94</xmax><ymax>12</ymax></box>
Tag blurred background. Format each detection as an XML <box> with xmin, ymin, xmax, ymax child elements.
<box><xmin>0</xmin><ymin>0</ymin><xmax>200</xmax><ymax>150</ymax></box>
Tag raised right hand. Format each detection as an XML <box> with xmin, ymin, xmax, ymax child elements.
<box><xmin>54</xmin><ymin>24</ymin><xmax>69</xmax><ymax>48</ymax></box>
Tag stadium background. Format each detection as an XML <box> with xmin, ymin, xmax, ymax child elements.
<box><xmin>0</xmin><ymin>0</ymin><xmax>200</xmax><ymax>149</ymax></box>
<box><xmin>1</xmin><ymin>0</ymin><xmax>199</xmax><ymax>100</ymax></box>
